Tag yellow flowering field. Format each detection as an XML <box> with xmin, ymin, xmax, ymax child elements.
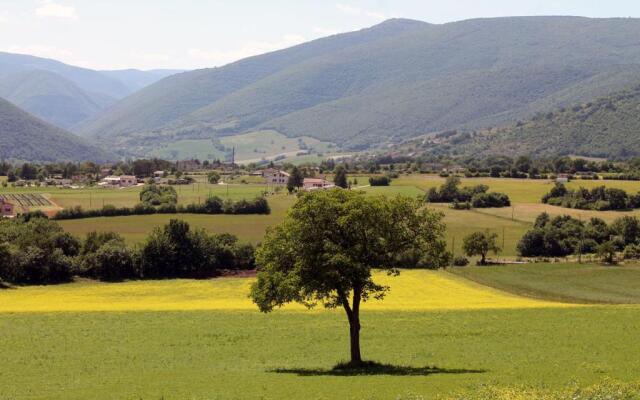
<box><xmin>0</xmin><ymin>270</ymin><xmax>571</xmax><ymax>313</ymax></box>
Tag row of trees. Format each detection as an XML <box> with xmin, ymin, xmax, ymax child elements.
<box><xmin>0</xmin><ymin>217</ymin><xmax>254</xmax><ymax>285</ymax></box>
<box><xmin>542</xmin><ymin>183</ymin><xmax>639</xmax><ymax>211</ymax></box>
<box><xmin>517</xmin><ymin>213</ymin><xmax>640</xmax><ymax>262</ymax></box>
<box><xmin>53</xmin><ymin>196</ymin><xmax>270</xmax><ymax>220</ymax></box>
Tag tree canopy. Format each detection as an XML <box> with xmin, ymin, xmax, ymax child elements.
<box><xmin>250</xmin><ymin>189</ymin><xmax>449</xmax><ymax>364</ymax></box>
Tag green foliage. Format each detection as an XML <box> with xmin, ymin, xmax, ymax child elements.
<box><xmin>207</xmin><ymin>171</ymin><xmax>221</xmax><ymax>184</ymax></box>
<box><xmin>0</xmin><ymin>216</ymin><xmax>78</xmax><ymax>284</ymax></box>
<box><xmin>139</xmin><ymin>183</ymin><xmax>178</xmax><ymax>207</ymax></box>
<box><xmin>517</xmin><ymin>213</ymin><xmax>640</xmax><ymax>258</ymax></box>
<box><xmin>462</xmin><ymin>231</ymin><xmax>501</xmax><ymax>265</ymax></box>
<box><xmin>81</xmin><ymin>240</ymin><xmax>137</xmax><ymax>282</ymax></box>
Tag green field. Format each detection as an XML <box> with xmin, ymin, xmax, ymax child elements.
<box><xmin>451</xmin><ymin>263</ymin><xmax>640</xmax><ymax>304</ymax></box>
<box><xmin>1</xmin><ymin>269</ymin><xmax>639</xmax><ymax>399</ymax></box>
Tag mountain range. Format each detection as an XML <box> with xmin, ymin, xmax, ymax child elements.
<box><xmin>6</xmin><ymin>16</ymin><xmax>640</xmax><ymax>162</ymax></box>
<box><xmin>0</xmin><ymin>96</ymin><xmax>113</xmax><ymax>162</ymax></box>
<box><xmin>0</xmin><ymin>52</ymin><xmax>180</xmax><ymax>129</ymax></box>
<box><xmin>78</xmin><ymin>16</ymin><xmax>640</xmax><ymax>158</ymax></box>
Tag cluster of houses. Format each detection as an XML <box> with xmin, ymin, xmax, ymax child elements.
<box><xmin>262</xmin><ymin>168</ymin><xmax>335</xmax><ymax>191</ymax></box>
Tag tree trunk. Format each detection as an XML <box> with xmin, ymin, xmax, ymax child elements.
<box><xmin>340</xmin><ymin>288</ymin><xmax>363</xmax><ymax>365</ymax></box>
<box><xmin>348</xmin><ymin>309</ymin><xmax>362</xmax><ymax>364</ymax></box>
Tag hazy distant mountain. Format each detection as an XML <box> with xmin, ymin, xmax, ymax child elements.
<box><xmin>0</xmin><ymin>97</ymin><xmax>113</xmax><ymax>162</ymax></box>
<box><xmin>0</xmin><ymin>70</ymin><xmax>115</xmax><ymax>129</ymax></box>
<box><xmin>101</xmin><ymin>69</ymin><xmax>185</xmax><ymax>92</ymax></box>
<box><xmin>433</xmin><ymin>84</ymin><xmax>640</xmax><ymax>159</ymax></box>
<box><xmin>0</xmin><ymin>52</ymin><xmax>129</xmax><ymax>98</ymax></box>
<box><xmin>79</xmin><ymin>16</ymin><xmax>640</xmax><ymax>156</ymax></box>
<box><xmin>0</xmin><ymin>52</ymin><xmax>182</xmax><ymax>130</ymax></box>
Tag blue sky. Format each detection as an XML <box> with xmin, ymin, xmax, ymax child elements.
<box><xmin>1</xmin><ymin>0</ymin><xmax>640</xmax><ymax>70</ymax></box>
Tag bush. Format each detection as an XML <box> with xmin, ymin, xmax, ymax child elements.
<box><xmin>369</xmin><ymin>176</ymin><xmax>390</xmax><ymax>186</ymax></box>
<box><xmin>450</xmin><ymin>200</ymin><xmax>471</xmax><ymax>210</ymax></box>
<box><xmin>453</xmin><ymin>256</ymin><xmax>469</xmax><ymax>266</ymax></box>
<box><xmin>471</xmin><ymin>192</ymin><xmax>511</xmax><ymax>208</ymax></box>
<box><xmin>81</xmin><ymin>241</ymin><xmax>138</xmax><ymax>282</ymax></box>
<box><xmin>623</xmin><ymin>244</ymin><xmax>640</xmax><ymax>260</ymax></box>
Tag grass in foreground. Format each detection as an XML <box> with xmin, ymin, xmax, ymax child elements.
<box><xmin>1</xmin><ymin>269</ymin><xmax>639</xmax><ymax>399</ymax></box>
<box><xmin>1</xmin><ymin>308</ymin><xmax>639</xmax><ymax>399</ymax></box>
<box><xmin>450</xmin><ymin>263</ymin><xmax>640</xmax><ymax>304</ymax></box>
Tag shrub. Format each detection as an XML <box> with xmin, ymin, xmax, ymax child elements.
<box><xmin>623</xmin><ymin>244</ymin><xmax>640</xmax><ymax>260</ymax></box>
<box><xmin>471</xmin><ymin>192</ymin><xmax>511</xmax><ymax>208</ymax></box>
<box><xmin>453</xmin><ymin>256</ymin><xmax>469</xmax><ymax>266</ymax></box>
<box><xmin>82</xmin><ymin>241</ymin><xmax>138</xmax><ymax>282</ymax></box>
<box><xmin>450</xmin><ymin>200</ymin><xmax>471</xmax><ymax>210</ymax></box>
<box><xmin>369</xmin><ymin>176</ymin><xmax>390</xmax><ymax>186</ymax></box>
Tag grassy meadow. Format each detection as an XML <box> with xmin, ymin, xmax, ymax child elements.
<box><xmin>1</xmin><ymin>269</ymin><xmax>639</xmax><ymax>399</ymax></box>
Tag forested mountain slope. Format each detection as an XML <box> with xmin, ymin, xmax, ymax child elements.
<box><xmin>81</xmin><ymin>16</ymin><xmax>640</xmax><ymax>155</ymax></box>
<box><xmin>0</xmin><ymin>97</ymin><xmax>113</xmax><ymax>162</ymax></box>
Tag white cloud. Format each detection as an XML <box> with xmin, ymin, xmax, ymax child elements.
<box><xmin>336</xmin><ymin>3</ymin><xmax>388</xmax><ymax>21</ymax></box>
<box><xmin>0</xmin><ymin>13</ymin><xmax>7</xmax><ymax>24</ymax></box>
<box><xmin>188</xmin><ymin>34</ymin><xmax>306</xmax><ymax>67</ymax></box>
<box><xmin>35</xmin><ymin>0</ymin><xmax>77</xmax><ymax>19</ymax></box>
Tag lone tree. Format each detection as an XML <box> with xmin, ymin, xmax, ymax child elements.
<box><xmin>286</xmin><ymin>166</ymin><xmax>304</xmax><ymax>193</ymax></box>
<box><xmin>207</xmin><ymin>171</ymin><xmax>221</xmax><ymax>184</ymax></box>
<box><xmin>463</xmin><ymin>231</ymin><xmax>501</xmax><ymax>265</ymax></box>
<box><xmin>334</xmin><ymin>165</ymin><xmax>348</xmax><ymax>189</ymax></box>
<box><xmin>597</xmin><ymin>240</ymin><xmax>617</xmax><ymax>265</ymax></box>
<box><xmin>250</xmin><ymin>189</ymin><xmax>449</xmax><ymax>365</ymax></box>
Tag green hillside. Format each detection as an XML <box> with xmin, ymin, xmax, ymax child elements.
<box><xmin>81</xmin><ymin>17</ymin><xmax>640</xmax><ymax>156</ymax></box>
<box><xmin>0</xmin><ymin>97</ymin><xmax>113</xmax><ymax>162</ymax></box>
<box><xmin>428</xmin><ymin>84</ymin><xmax>640</xmax><ymax>158</ymax></box>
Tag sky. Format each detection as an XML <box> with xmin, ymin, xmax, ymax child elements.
<box><xmin>1</xmin><ymin>0</ymin><xmax>640</xmax><ymax>71</ymax></box>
